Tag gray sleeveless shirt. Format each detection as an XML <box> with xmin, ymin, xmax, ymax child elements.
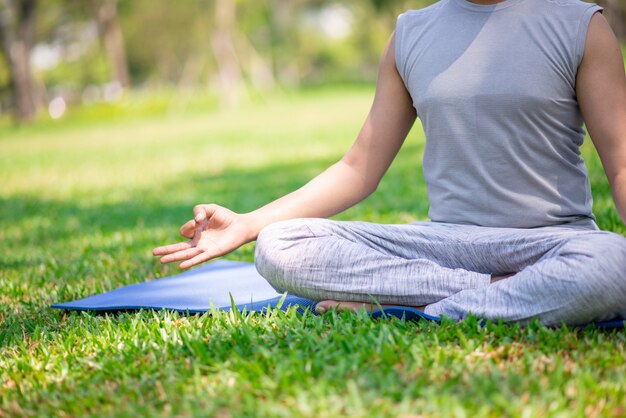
<box><xmin>395</xmin><ymin>0</ymin><xmax>602</xmax><ymax>228</ymax></box>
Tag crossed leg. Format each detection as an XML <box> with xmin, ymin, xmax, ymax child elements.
<box><xmin>314</xmin><ymin>273</ymin><xmax>515</xmax><ymax>314</ymax></box>
<box><xmin>254</xmin><ymin>218</ymin><xmax>626</xmax><ymax>326</ymax></box>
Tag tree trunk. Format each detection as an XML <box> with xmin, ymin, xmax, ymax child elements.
<box><xmin>211</xmin><ymin>0</ymin><xmax>246</xmax><ymax>107</ymax></box>
<box><xmin>270</xmin><ymin>0</ymin><xmax>301</xmax><ymax>87</ymax></box>
<box><xmin>0</xmin><ymin>0</ymin><xmax>38</xmax><ymax>122</ymax></box>
<box><xmin>91</xmin><ymin>0</ymin><xmax>130</xmax><ymax>88</ymax></box>
<box><xmin>233</xmin><ymin>32</ymin><xmax>276</xmax><ymax>93</ymax></box>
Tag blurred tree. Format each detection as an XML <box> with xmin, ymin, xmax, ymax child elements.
<box><xmin>231</xmin><ymin>1</ymin><xmax>275</xmax><ymax>93</ymax></box>
<box><xmin>269</xmin><ymin>0</ymin><xmax>305</xmax><ymax>86</ymax></box>
<box><xmin>211</xmin><ymin>0</ymin><xmax>246</xmax><ymax>106</ymax></box>
<box><xmin>0</xmin><ymin>0</ymin><xmax>39</xmax><ymax>121</ymax></box>
<box><xmin>119</xmin><ymin>1</ymin><xmax>210</xmax><ymax>85</ymax></box>
<box><xmin>89</xmin><ymin>0</ymin><xmax>129</xmax><ymax>88</ymax></box>
<box><xmin>1</xmin><ymin>0</ymin><xmax>621</xmax><ymax>121</ymax></box>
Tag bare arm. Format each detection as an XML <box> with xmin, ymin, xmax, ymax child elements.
<box><xmin>242</xmin><ymin>33</ymin><xmax>416</xmax><ymax>233</ymax></box>
<box><xmin>154</xmin><ymin>33</ymin><xmax>417</xmax><ymax>268</ymax></box>
<box><xmin>577</xmin><ymin>12</ymin><xmax>626</xmax><ymax>224</ymax></box>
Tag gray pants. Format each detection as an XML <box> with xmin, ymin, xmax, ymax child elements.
<box><xmin>254</xmin><ymin>218</ymin><xmax>626</xmax><ymax>325</ymax></box>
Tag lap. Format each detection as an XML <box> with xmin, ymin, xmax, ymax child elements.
<box><xmin>256</xmin><ymin>218</ymin><xmax>626</xmax><ymax>324</ymax></box>
<box><xmin>259</xmin><ymin>217</ymin><xmax>622</xmax><ymax>274</ymax></box>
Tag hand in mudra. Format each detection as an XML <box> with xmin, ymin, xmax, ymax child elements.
<box><xmin>153</xmin><ymin>204</ymin><xmax>255</xmax><ymax>269</ymax></box>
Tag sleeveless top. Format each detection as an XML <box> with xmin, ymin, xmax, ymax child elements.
<box><xmin>395</xmin><ymin>0</ymin><xmax>603</xmax><ymax>229</ymax></box>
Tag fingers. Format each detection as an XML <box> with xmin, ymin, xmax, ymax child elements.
<box><xmin>158</xmin><ymin>247</ymin><xmax>203</xmax><ymax>264</ymax></box>
<box><xmin>193</xmin><ymin>204</ymin><xmax>220</xmax><ymax>222</ymax></box>
<box><xmin>177</xmin><ymin>205</ymin><xmax>220</xmax><ymax>238</ymax></box>
<box><xmin>180</xmin><ymin>251</ymin><xmax>217</xmax><ymax>269</ymax></box>
<box><xmin>194</xmin><ymin>204</ymin><xmax>212</xmax><ymax>222</ymax></box>
<box><xmin>179</xmin><ymin>219</ymin><xmax>196</xmax><ymax>239</ymax></box>
<box><xmin>193</xmin><ymin>208</ymin><xmax>205</xmax><ymax>223</ymax></box>
<box><xmin>154</xmin><ymin>204</ymin><xmax>223</xmax><ymax>267</ymax></box>
<box><xmin>153</xmin><ymin>241</ymin><xmax>193</xmax><ymax>256</ymax></box>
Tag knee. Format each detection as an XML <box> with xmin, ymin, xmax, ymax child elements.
<box><xmin>570</xmin><ymin>232</ymin><xmax>626</xmax><ymax>275</ymax></box>
<box><xmin>595</xmin><ymin>233</ymin><xmax>626</xmax><ymax>282</ymax></box>
<box><xmin>560</xmin><ymin>232</ymin><xmax>626</xmax><ymax>321</ymax></box>
<box><xmin>559</xmin><ymin>232</ymin><xmax>626</xmax><ymax>293</ymax></box>
<box><xmin>254</xmin><ymin>219</ymin><xmax>317</xmax><ymax>292</ymax></box>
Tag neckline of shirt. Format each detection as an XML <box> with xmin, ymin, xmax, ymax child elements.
<box><xmin>452</xmin><ymin>0</ymin><xmax>526</xmax><ymax>12</ymax></box>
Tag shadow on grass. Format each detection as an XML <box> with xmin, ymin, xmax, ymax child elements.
<box><xmin>0</xmin><ymin>143</ymin><xmax>430</xmax><ymax>346</ymax></box>
<box><xmin>2</xmin><ymin>140</ymin><xmax>623</xmax><ymax>347</ymax></box>
<box><xmin>0</xmin><ymin>142</ymin><xmax>428</xmax><ymax>249</ymax></box>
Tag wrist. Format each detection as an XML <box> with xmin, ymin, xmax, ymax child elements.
<box><xmin>240</xmin><ymin>212</ymin><xmax>265</xmax><ymax>242</ymax></box>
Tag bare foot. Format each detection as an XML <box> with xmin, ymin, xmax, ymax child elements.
<box><xmin>491</xmin><ymin>272</ymin><xmax>516</xmax><ymax>283</ymax></box>
<box><xmin>315</xmin><ymin>300</ymin><xmax>426</xmax><ymax>314</ymax></box>
<box><xmin>316</xmin><ymin>273</ymin><xmax>517</xmax><ymax>314</ymax></box>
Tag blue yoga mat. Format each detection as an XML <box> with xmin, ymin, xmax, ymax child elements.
<box><xmin>52</xmin><ymin>260</ymin><xmax>624</xmax><ymax>328</ymax></box>
<box><xmin>52</xmin><ymin>260</ymin><xmax>317</xmax><ymax>314</ymax></box>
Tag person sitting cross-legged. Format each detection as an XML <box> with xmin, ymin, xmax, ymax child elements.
<box><xmin>154</xmin><ymin>0</ymin><xmax>626</xmax><ymax>326</ymax></box>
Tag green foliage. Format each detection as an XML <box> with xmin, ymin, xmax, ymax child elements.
<box><xmin>43</xmin><ymin>50</ymin><xmax>111</xmax><ymax>88</ymax></box>
<box><xmin>0</xmin><ymin>54</ymin><xmax>10</xmax><ymax>94</ymax></box>
<box><xmin>2</xmin><ymin>0</ymin><xmax>623</xmax><ymax>123</ymax></box>
<box><xmin>0</xmin><ymin>88</ymin><xmax>624</xmax><ymax>417</ymax></box>
<box><xmin>36</xmin><ymin>2</ymin><xmax>425</xmax><ymax>90</ymax></box>
<box><xmin>119</xmin><ymin>0</ymin><xmax>213</xmax><ymax>84</ymax></box>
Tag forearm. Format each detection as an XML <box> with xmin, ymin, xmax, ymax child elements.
<box><xmin>155</xmin><ymin>32</ymin><xmax>417</xmax><ymax>268</ymax></box>
<box><xmin>193</xmin><ymin>31</ymin><xmax>413</xmax><ymax>246</ymax></box>
<box><xmin>241</xmin><ymin>159</ymin><xmax>376</xmax><ymax>240</ymax></box>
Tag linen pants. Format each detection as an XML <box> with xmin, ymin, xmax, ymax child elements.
<box><xmin>254</xmin><ymin>218</ymin><xmax>626</xmax><ymax>326</ymax></box>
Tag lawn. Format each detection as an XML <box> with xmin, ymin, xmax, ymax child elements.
<box><xmin>1</xmin><ymin>86</ymin><xmax>625</xmax><ymax>417</ymax></box>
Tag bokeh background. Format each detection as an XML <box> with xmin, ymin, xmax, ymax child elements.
<box><xmin>2</xmin><ymin>2</ymin><xmax>626</xmax><ymax>416</ymax></box>
<box><xmin>1</xmin><ymin>0</ymin><xmax>624</xmax><ymax>124</ymax></box>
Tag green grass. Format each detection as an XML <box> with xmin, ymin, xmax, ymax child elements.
<box><xmin>1</xmin><ymin>86</ymin><xmax>625</xmax><ymax>417</ymax></box>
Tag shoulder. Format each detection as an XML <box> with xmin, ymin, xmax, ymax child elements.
<box><xmin>397</xmin><ymin>1</ymin><xmax>446</xmax><ymax>24</ymax></box>
<box><xmin>580</xmin><ymin>10</ymin><xmax>619</xmax><ymax>65</ymax></box>
<box><xmin>531</xmin><ymin>0</ymin><xmax>604</xmax><ymax>66</ymax></box>
<box><xmin>539</xmin><ymin>0</ymin><xmax>596</xmax><ymax>6</ymax></box>
<box><xmin>536</xmin><ymin>0</ymin><xmax>603</xmax><ymax>14</ymax></box>
<box><xmin>396</xmin><ymin>0</ymin><xmax>447</xmax><ymax>41</ymax></box>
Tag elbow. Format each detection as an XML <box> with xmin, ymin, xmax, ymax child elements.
<box><xmin>355</xmin><ymin>171</ymin><xmax>379</xmax><ymax>200</ymax></box>
<box><xmin>338</xmin><ymin>159</ymin><xmax>381</xmax><ymax>199</ymax></box>
<box><xmin>365</xmin><ymin>179</ymin><xmax>381</xmax><ymax>197</ymax></box>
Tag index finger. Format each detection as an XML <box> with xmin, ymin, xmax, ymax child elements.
<box><xmin>152</xmin><ymin>241</ymin><xmax>193</xmax><ymax>256</ymax></box>
<box><xmin>179</xmin><ymin>219</ymin><xmax>196</xmax><ymax>239</ymax></box>
<box><xmin>193</xmin><ymin>204</ymin><xmax>218</xmax><ymax>223</ymax></box>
